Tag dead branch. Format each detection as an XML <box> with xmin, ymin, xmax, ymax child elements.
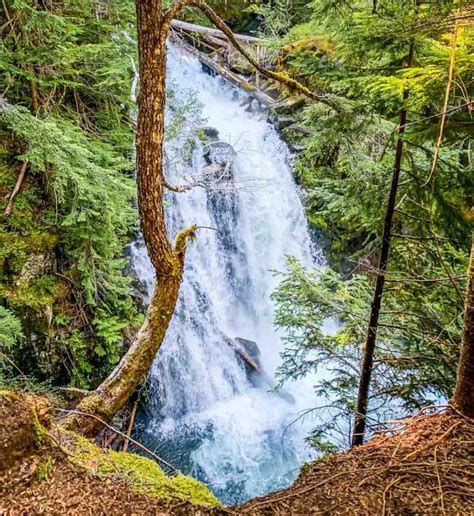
<box><xmin>422</xmin><ymin>11</ymin><xmax>460</xmax><ymax>188</ymax></box>
<box><xmin>122</xmin><ymin>401</ymin><xmax>138</xmax><ymax>452</ymax></box>
<box><xmin>4</xmin><ymin>161</ymin><xmax>28</xmax><ymax>216</ymax></box>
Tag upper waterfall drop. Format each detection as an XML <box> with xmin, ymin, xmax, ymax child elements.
<box><xmin>131</xmin><ymin>45</ymin><xmax>325</xmax><ymax>504</ymax></box>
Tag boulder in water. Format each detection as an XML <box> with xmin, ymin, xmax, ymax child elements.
<box><xmin>230</xmin><ymin>336</ymin><xmax>296</xmax><ymax>404</ymax></box>
<box><xmin>235</xmin><ymin>337</ymin><xmax>261</xmax><ymax>367</ymax></box>
<box><xmin>202</xmin><ymin>141</ymin><xmax>236</xmax><ymax>184</ymax></box>
<box><xmin>203</xmin><ymin>141</ymin><xmax>236</xmax><ymax>167</ymax></box>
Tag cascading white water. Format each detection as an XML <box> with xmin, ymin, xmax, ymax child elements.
<box><xmin>130</xmin><ymin>46</ymin><xmax>326</xmax><ymax>504</ymax></box>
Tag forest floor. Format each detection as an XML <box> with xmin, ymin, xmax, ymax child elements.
<box><xmin>239</xmin><ymin>409</ymin><xmax>474</xmax><ymax>514</ymax></box>
<box><xmin>1</xmin><ymin>391</ymin><xmax>473</xmax><ymax>515</ymax></box>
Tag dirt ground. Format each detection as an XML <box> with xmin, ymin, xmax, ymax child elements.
<box><xmin>1</xmin><ymin>392</ymin><xmax>473</xmax><ymax>515</ymax></box>
<box><xmin>239</xmin><ymin>410</ymin><xmax>474</xmax><ymax>515</ymax></box>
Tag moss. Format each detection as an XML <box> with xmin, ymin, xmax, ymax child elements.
<box><xmin>30</xmin><ymin>407</ymin><xmax>47</xmax><ymax>446</ymax></box>
<box><xmin>69</xmin><ymin>435</ymin><xmax>220</xmax><ymax>507</ymax></box>
<box><xmin>36</xmin><ymin>455</ymin><xmax>54</xmax><ymax>482</ymax></box>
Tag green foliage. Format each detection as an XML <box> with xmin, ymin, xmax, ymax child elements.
<box><xmin>0</xmin><ymin>0</ymin><xmax>140</xmax><ymax>389</ymax></box>
<box><xmin>0</xmin><ymin>307</ymin><xmax>24</xmax><ymax>349</ymax></box>
<box><xmin>271</xmin><ymin>0</ymin><xmax>473</xmax><ymax>448</ymax></box>
<box><xmin>70</xmin><ymin>434</ymin><xmax>220</xmax><ymax>506</ymax></box>
<box><xmin>273</xmin><ymin>254</ymin><xmax>465</xmax><ymax>447</ymax></box>
<box><xmin>0</xmin><ymin>306</ymin><xmax>24</xmax><ymax>382</ymax></box>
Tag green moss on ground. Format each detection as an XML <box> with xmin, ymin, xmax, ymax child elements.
<box><xmin>68</xmin><ymin>434</ymin><xmax>220</xmax><ymax>508</ymax></box>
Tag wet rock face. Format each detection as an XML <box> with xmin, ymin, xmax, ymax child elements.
<box><xmin>202</xmin><ymin>141</ymin><xmax>237</xmax><ymax>185</ymax></box>
<box><xmin>203</xmin><ymin>141</ymin><xmax>236</xmax><ymax>168</ymax></box>
<box><xmin>201</xmin><ymin>140</ymin><xmax>251</xmax><ymax>303</ymax></box>
<box><xmin>273</xmin><ymin>116</ymin><xmax>296</xmax><ymax>131</ymax></box>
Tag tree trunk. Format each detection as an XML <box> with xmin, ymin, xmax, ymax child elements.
<box><xmin>452</xmin><ymin>238</ymin><xmax>474</xmax><ymax>417</ymax></box>
<box><xmin>351</xmin><ymin>42</ymin><xmax>415</xmax><ymax>447</ymax></box>
<box><xmin>62</xmin><ymin>0</ymin><xmax>196</xmax><ymax>437</ymax></box>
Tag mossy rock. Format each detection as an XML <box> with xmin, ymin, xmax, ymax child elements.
<box><xmin>280</xmin><ymin>123</ymin><xmax>310</xmax><ymax>147</ymax></box>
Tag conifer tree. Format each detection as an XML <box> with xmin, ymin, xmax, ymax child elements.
<box><xmin>271</xmin><ymin>0</ymin><xmax>473</xmax><ymax>448</ymax></box>
<box><xmin>352</xmin><ymin>39</ymin><xmax>415</xmax><ymax>447</ymax></box>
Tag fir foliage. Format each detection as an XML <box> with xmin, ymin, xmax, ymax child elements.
<box><xmin>269</xmin><ymin>0</ymin><xmax>473</xmax><ymax>447</ymax></box>
<box><xmin>0</xmin><ymin>0</ymin><xmax>140</xmax><ymax>388</ymax></box>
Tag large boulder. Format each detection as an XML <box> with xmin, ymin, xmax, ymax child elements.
<box><xmin>203</xmin><ymin>141</ymin><xmax>236</xmax><ymax>167</ymax></box>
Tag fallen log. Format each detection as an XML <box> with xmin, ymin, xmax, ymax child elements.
<box><xmin>223</xmin><ymin>334</ymin><xmax>296</xmax><ymax>404</ymax></box>
<box><xmin>171</xmin><ymin>19</ymin><xmax>263</xmax><ymax>43</ymax></box>
<box><xmin>170</xmin><ymin>31</ymin><xmax>275</xmax><ymax>107</ymax></box>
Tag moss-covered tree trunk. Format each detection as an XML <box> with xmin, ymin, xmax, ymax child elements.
<box><xmin>452</xmin><ymin>238</ymin><xmax>474</xmax><ymax>418</ymax></box>
<box><xmin>62</xmin><ymin>0</ymin><xmax>196</xmax><ymax>437</ymax></box>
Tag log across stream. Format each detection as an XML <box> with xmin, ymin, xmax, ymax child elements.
<box><xmin>169</xmin><ymin>19</ymin><xmax>294</xmax><ymax>111</ymax></box>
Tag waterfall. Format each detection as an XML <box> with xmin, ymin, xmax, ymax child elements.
<box><xmin>130</xmin><ymin>46</ymin><xmax>325</xmax><ymax>504</ymax></box>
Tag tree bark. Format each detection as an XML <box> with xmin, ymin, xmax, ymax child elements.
<box><xmin>61</xmin><ymin>0</ymin><xmax>196</xmax><ymax>437</ymax></box>
<box><xmin>452</xmin><ymin>238</ymin><xmax>474</xmax><ymax>417</ymax></box>
<box><xmin>351</xmin><ymin>42</ymin><xmax>415</xmax><ymax>447</ymax></box>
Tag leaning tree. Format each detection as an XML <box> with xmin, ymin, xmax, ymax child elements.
<box><xmin>63</xmin><ymin>0</ymin><xmax>325</xmax><ymax>436</ymax></box>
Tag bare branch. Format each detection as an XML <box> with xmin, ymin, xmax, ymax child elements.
<box><xmin>163</xmin><ymin>179</ymin><xmax>195</xmax><ymax>192</ymax></box>
<box><xmin>4</xmin><ymin>161</ymin><xmax>28</xmax><ymax>216</ymax></box>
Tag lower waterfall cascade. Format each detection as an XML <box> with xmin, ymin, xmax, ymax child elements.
<box><xmin>130</xmin><ymin>45</ymin><xmax>326</xmax><ymax>505</ymax></box>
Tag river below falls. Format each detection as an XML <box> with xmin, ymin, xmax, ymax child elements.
<box><xmin>130</xmin><ymin>45</ymin><xmax>327</xmax><ymax>505</ymax></box>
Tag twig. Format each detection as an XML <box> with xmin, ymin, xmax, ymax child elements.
<box><xmin>402</xmin><ymin>421</ymin><xmax>463</xmax><ymax>461</ymax></box>
<box><xmin>434</xmin><ymin>445</ymin><xmax>446</xmax><ymax>516</ymax></box>
<box><xmin>4</xmin><ymin>161</ymin><xmax>28</xmax><ymax>216</ymax></box>
<box><xmin>55</xmin><ymin>408</ymin><xmax>180</xmax><ymax>475</ymax></box>
<box><xmin>0</xmin><ymin>351</ymin><xmax>26</xmax><ymax>379</ymax></box>
<box><xmin>122</xmin><ymin>401</ymin><xmax>138</xmax><ymax>452</ymax></box>
<box><xmin>422</xmin><ymin>11</ymin><xmax>460</xmax><ymax>188</ymax></box>
<box><xmin>382</xmin><ymin>475</ymin><xmax>403</xmax><ymax>516</ymax></box>
<box><xmin>196</xmin><ymin>225</ymin><xmax>218</xmax><ymax>231</ymax></box>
